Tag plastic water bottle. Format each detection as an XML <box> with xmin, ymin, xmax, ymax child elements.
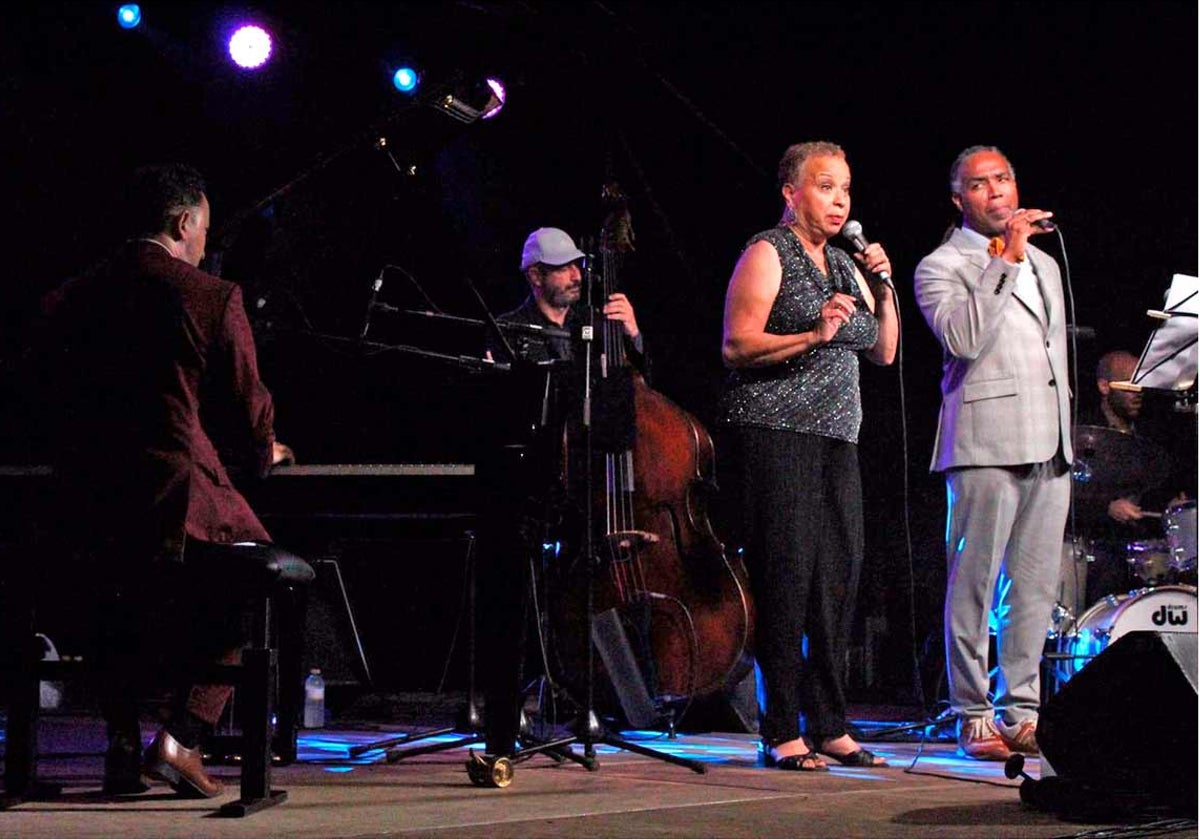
<box><xmin>36</xmin><ymin>633</ymin><xmax>63</xmax><ymax>710</ymax></box>
<box><xmin>303</xmin><ymin>668</ymin><xmax>325</xmax><ymax>729</ymax></box>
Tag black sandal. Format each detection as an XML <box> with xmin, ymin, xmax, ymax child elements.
<box><xmin>761</xmin><ymin>746</ymin><xmax>829</xmax><ymax>772</ymax></box>
<box><xmin>818</xmin><ymin>746</ymin><xmax>888</xmax><ymax>767</ymax></box>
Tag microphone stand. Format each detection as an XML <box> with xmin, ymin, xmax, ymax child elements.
<box><xmin>373</xmin><ymin>306</ymin><xmax>572</xmax><ymax>344</ymax></box>
<box><xmin>346</xmin><ymin>295</ymin><xmax>575</xmax><ymax>772</ymax></box>
<box><xmin>466</xmin><ymin>251</ymin><xmax>706</xmax><ymax>785</ymax></box>
<box><xmin>316</xmin><ymin>283</ymin><xmax>704</xmax><ymax>784</ymax></box>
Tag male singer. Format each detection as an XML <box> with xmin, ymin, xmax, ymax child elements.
<box><xmin>914</xmin><ymin>146</ymin><xmax>1072</xmax><ymax>761</ymax></box>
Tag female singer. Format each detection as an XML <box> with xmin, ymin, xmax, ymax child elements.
<box><xmin>720</xmin><ymin>141</ymin><xmax>898</xmax><ymax>770</ymax></box>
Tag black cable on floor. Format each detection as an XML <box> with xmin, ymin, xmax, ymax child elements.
<box><xmin>1061</xmin><ymin>818</ymin><xmax>1199</xmax><ymax>839</ymax></box>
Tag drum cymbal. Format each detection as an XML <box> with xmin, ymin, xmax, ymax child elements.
<box><xmin>1071</xmin><ymin>424</ymin><xmax>1171</xmax><ymax>511</ymax></box>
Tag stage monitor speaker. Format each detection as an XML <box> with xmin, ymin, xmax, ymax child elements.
<box><xmin>1038</xmin><ymin>630</ymin><xmax>1196</xmax><ymax>812</ymax></box>
<box><xmin>591</xmin><ymin>606</ymin><xmax>658</xmax><ymax>729</ymax></box>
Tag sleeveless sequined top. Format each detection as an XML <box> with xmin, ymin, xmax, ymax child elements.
<box><xmin>720</xmin><ymin>226</ymin><xmax>879</xmax><ymax>443</ymax></box>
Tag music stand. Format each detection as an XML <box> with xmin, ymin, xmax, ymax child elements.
<box><xmin>1112</xmin><ymin>273</ymin><xmax>1198</xmax><ymax>405</ymax></box>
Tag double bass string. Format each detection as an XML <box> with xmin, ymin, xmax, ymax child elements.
<box><xmin>601</xmin><ymin>245</ymin><xmax>646</xmax><ymax>604</ymax></box>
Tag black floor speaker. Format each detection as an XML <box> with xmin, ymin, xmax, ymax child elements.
<box><xmin>1038</xmin><ymin>630</ymin><xmax>1197</xmax><ymax>812</ymax></box>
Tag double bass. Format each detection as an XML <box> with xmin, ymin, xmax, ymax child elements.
<box><xmin>550</xmin><ymin>185</ymin><xmax>755</xmax><ymax>710</ymax></box>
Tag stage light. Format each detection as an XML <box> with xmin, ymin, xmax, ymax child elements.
<box><xmin>116</xmin><ymin>4</ymin><xmax>142</xmax><ymax>29</ymax></box>
<box><xmin>228</xmin><ymin>24</ymin><xmax>272</xmax><ymax>70</ymax></box>
<box><xmin>434</xmin><ymin>77</ymin><xmax>507</xmax><ymax>124</ymax></box>
<box><xmin>392</xmin><ymin>67</ymin><xmax>419</xmax><ymax>94</ymax></box>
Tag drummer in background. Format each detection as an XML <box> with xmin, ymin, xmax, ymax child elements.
<box><xmin>1095</xmin><ymin>351</ymin><xmax>1140</xmax><ymax>432</ymax></box>
<box><xmin>1082</xmin><ymin>350</ymin><xmax>1190</xmax><ymax>601</ymax></box>
<box><xmin>1093</xmin><ymin>351</ymin><xmax>1150</xmax><ymax>524</ymax></box>
<box><xmin>1093</xmin><ymin>350</ymin><xmax>1190</xmax><ymax>519</ymax></box>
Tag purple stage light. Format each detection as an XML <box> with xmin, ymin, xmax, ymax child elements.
<box><xmin>228</xmin><ymin>24</ymin><xmax>273</xmax><ymax>69</ymax></box>
<box><xmin>480</xmin><ymin>78</ymin><xmax>506</xmax><ymax>119</ymax></box>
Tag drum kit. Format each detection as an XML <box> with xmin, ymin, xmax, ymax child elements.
<box><xmin>1048</xmin><ymin>426</ymin><xmax>1197</xmax><ymax>687</ymax></box>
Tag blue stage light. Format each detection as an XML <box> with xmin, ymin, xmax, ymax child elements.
<box><xmin>116</xmin><ymin>4</ymin><xmax>142</xmax><ymax>29</ymax></box>
<box><xmin>228</xmin><ymin>24</ymin><xmax>272</xmax><ymax>69</ymax></box>
<box><xmin>392</xmin><ymin>67</ymin><xmax>419</xmax><ymax>94</ymax></box>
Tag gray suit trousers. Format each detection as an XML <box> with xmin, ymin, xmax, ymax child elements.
<box><xmin>944</xmin><ymin>461</ymin><xmax>1070</xmax><ymax>723</ymax></box>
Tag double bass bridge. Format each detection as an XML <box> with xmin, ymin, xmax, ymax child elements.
<box><xmin>605</xmin><ymin>528</ymin><xmax>660</xmax><ymax>556</ymax></box>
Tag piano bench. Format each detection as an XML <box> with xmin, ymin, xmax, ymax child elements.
<box><xmin>1</xmin><ymin>541</ymin><xmax>314</xmax><ymax>818</ymax></box>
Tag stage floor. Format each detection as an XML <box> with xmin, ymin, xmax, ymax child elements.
<box><xmin>2</xmin><ymin>700</ymin><xmax>1195</xmax><ymax>838</ymax></box>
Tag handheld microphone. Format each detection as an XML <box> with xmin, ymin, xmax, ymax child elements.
<box><xmin>842</xmin><ymin>220</ymin><xmax>893</xmax><ymax>287</ymax></box>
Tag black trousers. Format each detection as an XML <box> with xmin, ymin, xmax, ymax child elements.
<box><xmin>95</xmin><ymin>542</ymin><xmax>253</xmax><ymax>743</ymax></box>
<box><xmin>732</xmin><ymin>426</ymin><xmax>864</xmax><ymax>747</ymax></box>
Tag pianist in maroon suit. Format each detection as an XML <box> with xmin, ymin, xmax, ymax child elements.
<box><xmin>41</xmin><ymin>163</ymin><xmax>293</xmax><ymax>797</ymax></box>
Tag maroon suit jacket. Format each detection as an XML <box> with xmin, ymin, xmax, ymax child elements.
<box><xmin>44</xmin><ymin>241</ymin><xmax>274</xmax><ymax>564</ymax></box>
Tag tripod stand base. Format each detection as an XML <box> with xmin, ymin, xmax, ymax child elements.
<box><xmin>504</xmin><ymin>711</ymin><xmax>705</xmax><ymax>776</ymax></box>
<box><xmin>386</xmin><ymin>732</ymin><xmax>483</xmax><ymax>764</ymax></box>
<box><xmin>348</xmin><ymin>698</ymin><xmax>484</xmax><ymax>760</ymax></box>
<box><xmin>601</xmin><ymin>732</ymin><xmax>706</xmax><ymax>774</ymax></box>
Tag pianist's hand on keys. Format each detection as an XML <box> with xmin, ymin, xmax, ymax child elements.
<box><xmin>272</xmin><ymin>441</ymin><xmax>296</xmax><ymax>467</ymax></box>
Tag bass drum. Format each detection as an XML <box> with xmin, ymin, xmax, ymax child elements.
<box><xmin>1058</xmin><ymin>584</ymin><xmax>1197</xmax><ymax>680</ymax></box>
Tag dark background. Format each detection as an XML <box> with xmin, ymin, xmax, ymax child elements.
<box><xmin>2</xmin><ymin>1</ymin><xmax>1196</xmax><ymax>704</ymax></box>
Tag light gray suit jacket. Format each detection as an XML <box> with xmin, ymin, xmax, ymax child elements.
<box><xmin>914</xmin><ymin>226</ymin><xmax>1073</xmax><ymax>472</ymax></box>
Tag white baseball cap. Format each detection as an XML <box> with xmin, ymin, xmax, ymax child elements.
<box><xmin>520</xmin><ymin>227</ymin><xmax>585</xmax><ymax>271</ymax></box>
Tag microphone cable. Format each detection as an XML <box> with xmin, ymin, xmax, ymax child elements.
<box><xmin>880</xmin><ymin>276</ymin><xmax>951</xmax><ymax>774</ymax></box>
<box><xmin>1047</xmin><ymin>222</ymin><xmax>1082</xmax><ymax>697</ymax></box>
<box><xmin>888</xmin><ymin>286</ymin><xmax>923</xmax><ymax>708</ymax></box>
<box><xmin>1053</xmin><ymin>225</ymin><xmax>1083</xmax><ymax>570</ymax></box>
<box><xmin>845</xmin><ymin>230</ymin><xmax>937</xmax><ymax>762</ymax></box>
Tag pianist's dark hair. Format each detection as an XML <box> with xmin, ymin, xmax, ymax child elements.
<box><xmin>126</xmin><ymin>163</ymin><xmax>207</xmax><ymax>239</ymax></box>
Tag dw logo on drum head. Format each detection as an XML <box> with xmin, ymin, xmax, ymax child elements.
<box><xmin>1150</xmin><ymin>602</ymin><xmax>1190</xmax><ymax>627</ymax></box>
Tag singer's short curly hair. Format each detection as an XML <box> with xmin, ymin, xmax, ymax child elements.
<box><xmin>777</xmin><ymin>141</ymin><xmax>845</xmax><ymax>224</ymax></box>
<box><xmin>949</xmin><ymin>145</ymin><xmax>1014</xmax><ymax>195</ymax></box>
<box><xmin>126</xmin><ymin>163</ymin><xmax>207</xmax><ymax>238</ymax></box>
<box><xmin>777</xmin><ymin>141</ymin><xmax>845</xmax><ymax>192</ymax></box>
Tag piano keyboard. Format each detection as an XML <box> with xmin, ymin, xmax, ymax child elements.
<box><xmin>269</xmin><ymin>463</ymin><xmax>473</xmax><ymax>477</ymax></box>
<box><xmin>0</xmin><ymin>464</ymin><xmax>475</xmax><ymax>478</ymax></box>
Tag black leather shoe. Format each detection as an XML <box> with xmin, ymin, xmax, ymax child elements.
<box><xmin>143</xmin><ymin>730</ymin><xmax>224</xmax><ymax>798</ymax></box>
<box><xmin>103</xmin><ymin>734</ymin><xmax>151</xmax><ymax>795</ymax></box>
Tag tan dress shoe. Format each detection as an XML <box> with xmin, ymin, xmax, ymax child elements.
<box><xmin>957</xmin><ymin>716</ymin><xmax>1013</xmax><ymax>761</ymax></box>
<box><xmin>143</xmin><ymin>730</ymin><xmax>224</xmax><ymax>798</ymax></box>
<box><xmin>997</xmin><ymin>718</ymin><xmax>1039</xmax><ymax>755</ymax></box>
